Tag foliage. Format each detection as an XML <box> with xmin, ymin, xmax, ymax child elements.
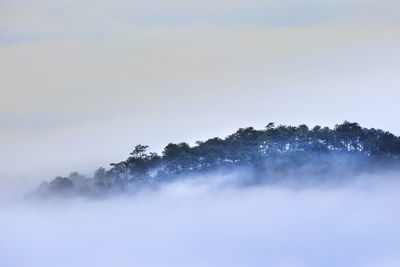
<box><xmin>39</xmin><ymin>121</ymin><xmax>400</xmax><ymax>196</ymax></box>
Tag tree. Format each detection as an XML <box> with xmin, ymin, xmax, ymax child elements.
<box><xmin>94</xmin><ymin>167</ymin><xmax>107</xmax><ymax>182</ymax></box>
<box><xmin>162</xmin><ymin>142</ymin><xmax>191</xmax><ymax>159</ymax></box>
<box><xmin>48</xmin><ymin>177</ymin><xmax>73</xmax><ymax>192</ymax></box>
<box><xmin>130</xmin><ymin>145</ymin><xmax>149</xmax><ymax>159</ymax></box>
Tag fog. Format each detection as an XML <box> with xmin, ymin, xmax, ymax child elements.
<box><xmin>1</xmin><ymin>172</ymin><xmax>400</xmax><ymax>267</ymax></box>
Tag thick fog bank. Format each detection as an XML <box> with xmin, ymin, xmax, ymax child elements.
<box><xmin>1</xmin><ymin>173</ymin><xmax>400</xmax><ymax>267</ymax></box>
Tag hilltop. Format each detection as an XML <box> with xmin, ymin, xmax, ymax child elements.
<box><xmin>37</xmin><ymin>121</ymin><xmax>400</xmax><ymax>197</ymax></box>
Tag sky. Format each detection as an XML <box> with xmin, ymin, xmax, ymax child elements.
<box><xmin>1</xmin><ymin>0</ymin><xmax>400</xmax><ymax>191</ymax></box>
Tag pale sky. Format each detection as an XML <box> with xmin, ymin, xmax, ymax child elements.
<box><xmin>1</xmin><ymin>0</ymin><xmax>400</xmax><ymax>192</ymax></box>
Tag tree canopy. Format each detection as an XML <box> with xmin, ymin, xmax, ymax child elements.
<box><xmin>38</xmin><ymin>121</ymin><xmax>400</xmax><ymax>197</ymax></box>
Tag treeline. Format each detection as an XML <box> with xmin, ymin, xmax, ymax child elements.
<box><xmin>38</xmin><ymin>121</ymin><xmax>400</xmax><ymax>196</ymax></box>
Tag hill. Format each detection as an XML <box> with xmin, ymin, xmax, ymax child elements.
<box><xmin>37</xmin><ymin>121</ymin><xmax>400</xmax><ymax>197</ymax></box>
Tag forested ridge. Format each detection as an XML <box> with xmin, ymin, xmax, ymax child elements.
<box><xmin>38</xmin><ymin>121</ymin><xmax>400</xmax><ymax>197</ymax></box>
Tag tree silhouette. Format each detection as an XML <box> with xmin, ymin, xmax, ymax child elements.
<box><xmin>39</xmin><ymin>121</ymin><xmax>400</xmax><ymax>197</ymax></box>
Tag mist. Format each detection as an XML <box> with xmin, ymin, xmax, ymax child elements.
<box><xmin>1</xmin><ymin>171</ymin><xmax>400</xmax><ymax>267</ymax></box>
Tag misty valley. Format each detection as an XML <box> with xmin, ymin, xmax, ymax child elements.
<box><xmin>3</xmin><ymin>2</ymin><xmax>400</xmax><ymax>266</ymax></box>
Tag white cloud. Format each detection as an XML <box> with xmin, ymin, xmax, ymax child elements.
<box><xmin>1</xmin><ymin>175</ymin><xmax>400</xmax><ymax>267</ymax></box>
